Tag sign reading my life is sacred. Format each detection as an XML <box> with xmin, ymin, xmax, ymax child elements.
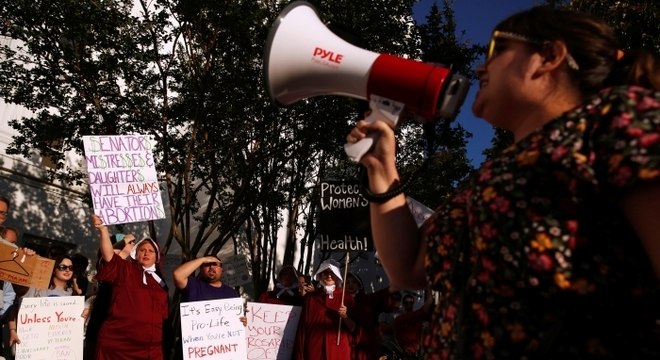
<box><xmin>83</xmin><ymin>135</ymin><xmax>166</xmax><ymax>225</ymax></box>
<box><xmin>15</xmin><ymin>297</ymin><xmax>84</xmax><ymax>360</ymax></box>
<box><xmin>317</xmin><ymin>180</ymin><xmax>373</xmax><ymax>251</ymax></box>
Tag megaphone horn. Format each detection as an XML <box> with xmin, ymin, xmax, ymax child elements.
<box><xmin>264</xmin><ymin>1</ymin><xmax>469</xmax><ymax>162</ymax></box>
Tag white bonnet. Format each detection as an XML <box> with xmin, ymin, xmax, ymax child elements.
<box><xmin>314</xmin><ymin>259</ymin><xmax>343</xmax><ymax>286</ymax></box>
<box><xmin>129</xmin><ymin>238</ymin><xmax>161</xmax><ymax>263</ymax></box>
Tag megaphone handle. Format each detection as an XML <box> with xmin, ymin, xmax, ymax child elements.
<box><xmin>344</xmin><ymin>96</ymin><xmax>404</xmax><ymax>162</ymax></box>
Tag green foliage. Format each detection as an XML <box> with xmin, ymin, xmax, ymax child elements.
<box><xmin>402</xmin><ymin>1</ymin><xmax>482</xmax><ymax>208</ymax></box>
<box><xmin>0</xmin><ymin>0</ymin><xmax>159</xmax><ymax>184</ymax></box>
<box><xmin>0</xmin><ymin>0</ymin><xmax>482</xmax><ymax>296</ymax></box>
<box><xmin>418</xmin><ymin>1</ymin><xmax>484</xmax><ymax>82</ymax></box>
<box><xmin>568</xmin><ymin>0</ymin><xmax>660</xmax><ymax>55</ymax></box>
<box><xmin>483</xmin><ymin>127</ymin><xmax>514</xmax><ymax>162</ymax></box>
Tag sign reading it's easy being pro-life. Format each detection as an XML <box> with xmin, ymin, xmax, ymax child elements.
<box><xmin>83</xmin><ymin>135</ymin><xmax>166</xmax><ymax>225</ymax></box>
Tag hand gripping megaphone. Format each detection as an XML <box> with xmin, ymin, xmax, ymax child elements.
<box><xmin>263</xmin><ymin>1</ymin><xmax>469</xmax><ymax>162</ymax></box>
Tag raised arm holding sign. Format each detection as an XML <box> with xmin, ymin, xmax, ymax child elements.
<box><xmin>83</xmin><ymin>135</ymin><xmax>166</xmax><ymax>225</ymax></box>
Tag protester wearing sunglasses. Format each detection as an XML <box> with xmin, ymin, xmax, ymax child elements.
<box><xmin>171</xmin><ymin>254</ymin><xmax>246</xmax><ymax>358</ymax></box>
<box><xmin>173</xmin><ymin>255</ymin><xmax>241</xmax><ymax>302</ymax></box>
<box><xmin>8</xmin><ymin>255</ymin><xmax>82</xmax><ymax>347</ymax></box>
<box><xmin>347</xmin><ymin>5</ymin><xmax>660</xmax><ymax>359</ymax></box>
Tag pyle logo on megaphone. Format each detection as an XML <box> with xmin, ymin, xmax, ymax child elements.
<box><xmin>263</xmin><ymin>1</ymin><xmax>469</xmax><ymax>162</ymax></box>
<box><xmin>313</xmin><ymin>47</ymin><xmax>344</xmax><ymax>64</ymax></box>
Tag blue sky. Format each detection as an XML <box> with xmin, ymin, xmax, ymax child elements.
<box><xmin>412</xmin><ymin>0</ymin><xmax>540</xmax><ymax>166</ymax></box>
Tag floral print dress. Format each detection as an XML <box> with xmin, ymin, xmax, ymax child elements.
<box><xmin>421</xmin><ymin>86</ymin><xmax>660</xmax><ymax>359</ymax></box>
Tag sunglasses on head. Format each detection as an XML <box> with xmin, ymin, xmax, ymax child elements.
<box><xmin>487</xmin><ymin>30</ymin><xmax>579</xmax><ymax>70</ymax></box>
<box><xmin>57</xmin><ymin>264</ymin><xmax>74</xmax><ymax>271</ymax></box>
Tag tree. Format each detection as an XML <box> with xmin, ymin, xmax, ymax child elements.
<box><xmin>404</xmin><ymin>1</ymin><xmax>482</xmax><ymax>208</ymax></box>
<box><xmin>0</xmin><ymin>0</ymin><xmax>481</xmax><ymax>296</ymax></box>
<box><xmin>482</xmin><ymin>128</ymin><xmax>514</xmax><ymax>161</ymax></box>
<box><xmin>568</xmin><ymin>0</ymin><xmax>659</xmax><ymax>55</ymax></box>
<box><xmin>1</xmin><ymin>2</ymin><xmax>482</xmax><ymax>356</ymax></box>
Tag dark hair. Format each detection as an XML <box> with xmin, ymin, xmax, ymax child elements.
<box><xmin>346</xmin><ymin>272</ymin><xmax>364</xmax><ymax>290</ymax></box>
<box><xmin>95</xmin><ymin>240</ymin><xmax>126</xmax><ymax>269</ymax></box>
<box><xmin>50</xmin><ymin>255</ymin><xmax>75</xmax><ymax>291</ymax></box>
<box><xmin>71</xmin><ymin>253</ymin><xmax>90</xmax><ymax>296</ymax></box>
<box><xmin>47</xmin><ymin>245</ymin><xmax>67</xmax><ymax>260</ymax></box>
<box><xmin>495</xmin><ymin>6</ymin><xmax>660</xmax><ymax>95</ymax></box>
<box><xmin>0</xmin><ymin>225</ymin><xmax>19</xmax><ymax>239</ymax></box>
<box><xmin>0</xmin><ymin>196</ymin><xmax>10</xmax><ymax>209</ymax></box>
<box><xmin>278</xmin><ymin>265</ymin><xmax>297</xmax><ymax>278</ymax></box>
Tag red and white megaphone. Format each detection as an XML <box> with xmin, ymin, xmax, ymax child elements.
<box><xmin>264</xmin><ymin>1</ymin><xmax>469</xmax><ymax>162</ymax></box>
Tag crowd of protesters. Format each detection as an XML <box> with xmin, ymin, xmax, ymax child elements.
<box><xmin>0</xmin><ymin>197</ymin><xmax>426</xmax><ymax>360</ymax></box>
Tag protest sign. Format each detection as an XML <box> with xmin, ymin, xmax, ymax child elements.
<box><xmin>406</xmin><ymin>197</ymin><xmax>434</xmax><ymax>227</ymax></box>
<box><xmin>15</xmin><ymin>296</ymin><xmax>84</xmax><ymax>360</ymax></box>
<box><xmin>0</xmin><ymin>243</ymin><xmax>55</xmax><ymax>289</ymax></box>
<box><xmin>222</xmin><ymin>254</ymin><xmax>252</xmax><ymax>286</ymax></box>
<box><xmin>180</xmin><ymin>297</ymin><xmax>247</xmax><ymax>360</ymax></box>
<box><xmin>246</xmin><ymin>302</ymin><xmax>301</xmax><ymax>360</ymax></box>
<box><xmin>83</xmin><ymin>135</ymin><xmax>166</xmax><ymax>225</ymax></box>
<box><xmin>317</xmin><ymin>180</ymin><xmax>372</xmax><ymax>251</ymax></box>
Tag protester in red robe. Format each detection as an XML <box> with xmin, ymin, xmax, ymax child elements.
<box><xmin>393</xmin><ymin>290</ymin><xmax>433</xmax><ymax>356</ymax></box>
<box><xmin>294</xmin><ymin>259</ymin><xmax>356</xmax><ymax>360</ymax></box>
<box><xmin>92</xmin><ymin>215</ymin><xmax>169</xmax><ymax>360</ymax></box>
<box><xmin>344</xmin><ymin>272</ymin><xmax>397</xmax><ymax>360</ymax></box>
<box><xmin>258</xmin><ymin>265</ymin><xmax>304</xmax><ymax>306</ymax></box>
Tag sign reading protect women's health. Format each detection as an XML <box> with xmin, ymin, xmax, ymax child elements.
<box><xmin>83</xmin><ymin>135</ymin><xmax>166</xmax><ymax>225</ymax></box>
<box><xmin>180</xmin><ymin>297</ymin><xmax>247</xmax><ymax>359</ymax></box>
<box><xmin>15</xmin><ymin>297</ymin><xmax>84</xmax><ymax>360</ymax></box>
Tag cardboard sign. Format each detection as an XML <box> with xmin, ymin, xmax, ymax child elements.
<box><xmin>83</xmin><ymin>135</ymin><xmax>166</xmax><ymax>225</ymax></box>
<box><xmin>317</xmin><ymin>180</ymin><xmax>372</xmax><ymax>251</ymax></box>
<box><xmin>179</xmin><ymin>298</ymin><xmax>247</xmax><ymax>360</ymax></box>
<box><xmin>246</xmin><ymin>302</ymin><xmax>301</xmax><ymax>360</ymax></box>
<box><xmin>0</xmin><ymin>243</ymin><xmax>55</xmax><ymax>289</ymax></box>
<box><xmin>15</xmin><ymin>296</ymin><xmax>85</xmax><ymax>360</ymax></box>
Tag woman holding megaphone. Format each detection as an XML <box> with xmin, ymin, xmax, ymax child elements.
<box><xmin>347</xmin><ymin>6</ymin><xmax>660</xmax><ymax>360</ymax></box>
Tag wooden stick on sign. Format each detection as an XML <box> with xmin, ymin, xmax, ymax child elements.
<box><xmin>337</xmin><ymin>252</ymin><xmax>349</xmax><ymax>346</ymax></box>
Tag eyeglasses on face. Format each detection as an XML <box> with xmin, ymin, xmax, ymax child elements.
<box><xmin>57</xmin><ymin>264</ymin><xmax>74</xmax><ymax>271</ymax></box>
<box><xmin>487</xmin><ymin>30</ymin><xmax>579</xmax><ymax>70</ymax></box>
<box><xmin>201</xmin><ymin>262</ymin><xmax>222</xmax><ymax>268</ymax></box>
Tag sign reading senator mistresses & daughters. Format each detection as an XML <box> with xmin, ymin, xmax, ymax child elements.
<box><xmin>83</xmin><ymin>135</ymin><xmax>166</xmax><ymax>225</ymax></box>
